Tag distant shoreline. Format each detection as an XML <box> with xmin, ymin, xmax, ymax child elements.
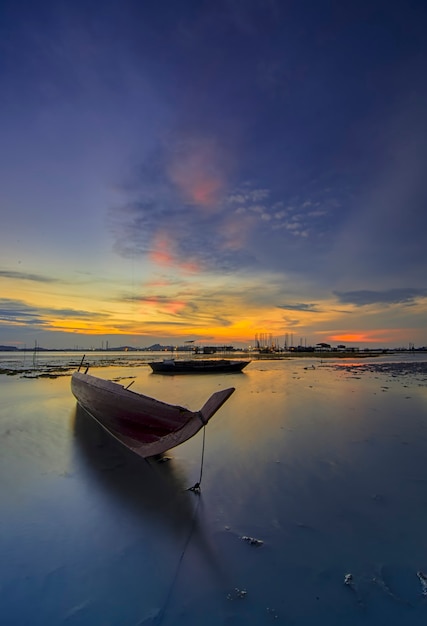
<box><xmin>1</xmin><ymin>346</ymin><xmax>426</xmax><ymax>358</ymax></box>
<box><xmin>251</xmin><ymin>351</ymin><xmax>386</xmax><ymax>359</ymax></box>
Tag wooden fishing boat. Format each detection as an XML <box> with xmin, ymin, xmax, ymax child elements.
<box><xmin>71</xmin><ymin>371</ymin><xmax>234</xmax><ymax>458</ymax></box>
<box><xmin>148</xmin><ymin>358</ymin><xmax>250</xmax><ymax>374</ymax></box>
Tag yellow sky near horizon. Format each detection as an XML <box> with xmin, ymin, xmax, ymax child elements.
<box><xmin>1</xmin><ymin>265</ymin><xmax>425</xmax><ymax>349</ymax></box>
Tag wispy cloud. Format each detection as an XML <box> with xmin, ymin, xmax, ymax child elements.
<box><xmin>110</xmin><ymin>162</ymin><xmax>341</xmax><ymax>280</ymax></box>
<box><xmin>277</xmin><ymin>302</ymin><xmax>321</xmax><ymax>312</ymax></box>
<box><xmin>0</xmin><ymin>271</ymin><xmax>59</xmax><ymax>283</ymax></box>
<box><xmin>334</xmin><ymin>288</ymin><xmax>427</xmax><ymax>307</ymax></box>
<box><xmin>0</xmin><ymin>299</ymin><xmax>110</xmax><ymax>328</ymax></box>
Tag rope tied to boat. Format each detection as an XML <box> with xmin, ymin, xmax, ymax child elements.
<box><xmin>156</xmin><ymin>427</ymin><xmax>207</xmax><ymax>625</ymax></box>
<box><xmin>187</xmin><ymin>424</ymin><xmax>206</xmax><ymax>494</ymax></box>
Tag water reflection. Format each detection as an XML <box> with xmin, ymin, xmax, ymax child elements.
<box><xmin>72</xmin><ymin>405</ymin><xmax>227</xmax><ymax>587</ymax></box>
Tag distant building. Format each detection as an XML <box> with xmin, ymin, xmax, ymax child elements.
<box><xmin>200</xmin><ymin>345</ymin><xmax>235</xmax><ymax>354</ymax></box>
<box><xmin>315</xmin><ymin>343</ymin><xmax>331</xmax><ymax>351</ymax></box>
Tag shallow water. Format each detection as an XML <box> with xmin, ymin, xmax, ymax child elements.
<box><xmin>1</xmin><ymin>354</ymin><xmax>427</xmax><ymax>625</ymax></box>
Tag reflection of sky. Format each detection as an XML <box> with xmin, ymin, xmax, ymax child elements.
<box><xmin>1</xmin><ymin>1</ymin><xmax>427</xmax><ymax>348</ymax></box>
<box><xmin>2</xmin><ymin>357</ymin><xmax>427</xmax><ymax>622</ymax></box>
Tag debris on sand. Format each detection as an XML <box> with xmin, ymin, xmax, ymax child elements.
<box><xmin>241</xmin><ymin>535</ymin><xmax>264</xmax><ymax>547</ymax></box>
<box><xmin>227</xmin><ymin>588</ymin><xmax>247</xmax><ymax>600</ymax></box>
<box><xmin>417</xmin><ymin>571</ymin><xmax>427</xmax><ymax>596</ymax></box>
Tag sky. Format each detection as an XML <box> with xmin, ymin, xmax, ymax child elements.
<box><xmin>1</xmin><ymin>0</ymin><xmax>427</xmax><ymax>350</ymax></box>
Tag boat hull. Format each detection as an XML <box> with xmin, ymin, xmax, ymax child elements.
<box><xmin>71</xmin><ymin>372</ymin><xmax>234</xmax><ymax>458</ymax></box>
<box><xmin>149</xmin><ymin>359</ymin><xmax>250</xmax><ymax>374</ymax></box>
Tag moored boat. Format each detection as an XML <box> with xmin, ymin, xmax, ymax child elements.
<box><xmin>71</xmin><ymin>371</ymin><xmax>234</xmax><ymax>458</ymax></box>
<box><xmin>148</xmin><ymin>359</ymin><xmax>250</xmax><ymax>374</ymax></box>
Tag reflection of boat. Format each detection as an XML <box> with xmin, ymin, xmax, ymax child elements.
<box><xmin>148</xmin><ymin>359</ymin><xmax>250</xmax><ymax>374</ymax></box>
<box><xmin>72</xmin><ymin>404</ymin><xmax>230</xmax><ymax>589</ymax></box>
<box><xmin>71</xmin><ymin>371</ymin><xmax>234</xmax><ymax>458</ymax></box>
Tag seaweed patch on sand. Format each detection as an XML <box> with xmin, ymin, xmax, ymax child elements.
<box><xmin>325</xmin><ymin>360</ymin><xmax>427</xmax><ymax>384</ymax></box>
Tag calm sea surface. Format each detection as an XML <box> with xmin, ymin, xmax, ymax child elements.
<box><xmin>1</xmin><ymin>352</ymin><xmax>427</xmax><ymax>625</ymax></box>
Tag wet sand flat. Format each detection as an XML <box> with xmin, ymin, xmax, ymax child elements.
<box><xmin>1</xmin><ymin>353</ymin><xmax>427</xmax><ymax>625</ymax></box>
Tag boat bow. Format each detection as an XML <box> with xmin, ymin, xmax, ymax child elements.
<box><xmin>71</xmin><ymin>371</ymin><xmax>234</xmax><ymax>457</ymax></box>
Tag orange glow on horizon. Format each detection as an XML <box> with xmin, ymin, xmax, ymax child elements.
<box><xmin>328</xmin><ymin>329</ymin><xmax>410</xmax><ymax>344</ymax></box>
<box><xmin>329</xmin><ymin>333</ymin><xmax>375</xmax><ymax>343</ymax></box>
<box><xmin>3</xmin><ymin>264</ymin><xmax>421</xmax><ymax>348</ymax></box>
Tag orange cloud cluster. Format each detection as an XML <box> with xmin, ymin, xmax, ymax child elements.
<box><xmin>148</xmin><ymin>231</ymin><xmax>199</xmax><ymax>272</ymax></box>
<box><xmin>221</xmin><ymin>214</ymin><xmax>256</xmax><ymax>251</ymax></box>
<box><xmin>167</xmin><ymin>136</ymin><xmax>226</xmax><ymax>210</ymax></box>
<box><xmin>149</xmin><ymin>234</ymin><xmax>175</xmax><ymax>266</ymax></box>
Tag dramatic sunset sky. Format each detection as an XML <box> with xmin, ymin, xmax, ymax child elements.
<box><xmin>1</xmin><ymin>0</ymin><xmax>426</xmax><ymax>349</ymax></box>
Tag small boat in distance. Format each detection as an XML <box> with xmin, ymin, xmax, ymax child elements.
<box><xmin>148</xmin><ymin>359</ymin><xmax>250</xmax><ymax>374</ymax></box>
<box><xmin>71</xmin><ymin>371</ymin><xmax>235</xmax><ymax>458</ymax></box>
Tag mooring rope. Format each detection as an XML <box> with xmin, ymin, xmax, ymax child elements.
<box><xmin>187</xmin><ymin>424</ymin><xmax>206</xmax><ymax>493</ymax></box>
<box><xmin>155</xmin><ymin>493</ymin><xmax>201</xmax><ymax>625</ymax></box>
<box><xmin>155</xmin><ymin>426</ymin><xmax>207</xmax><ymax>625</ymax></box>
